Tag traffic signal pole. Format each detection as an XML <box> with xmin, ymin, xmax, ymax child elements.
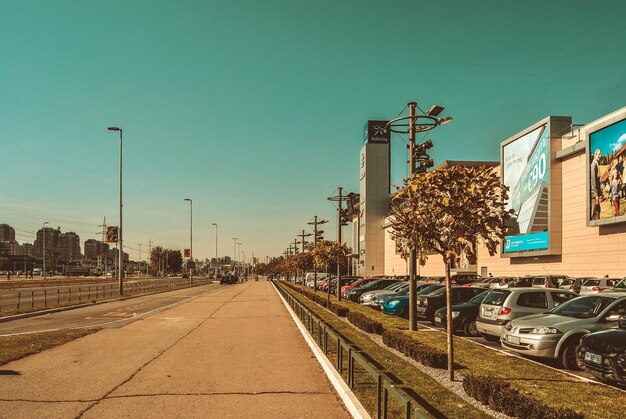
<box><xmin>336</xmin><ymin>187</ymin><xmax>343</xmax><ymax>301</ymax></box>
<box><xmin>408</xmin><ymin>102</ymin><xmax>418</xmax><ymax>331</ymax></box>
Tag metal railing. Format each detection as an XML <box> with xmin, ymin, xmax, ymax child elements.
<box><xmin>0</xmin><ymin>278</ymin><xmax>210</xmax><ymax>314</ymax></box>
<box><xmin>275</xmin><ymin>282</ymin><xmax>430</xmax><ymax>419</ymax></box>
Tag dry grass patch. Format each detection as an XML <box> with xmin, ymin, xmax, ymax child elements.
<box><xmin>0</xmin><ymin>328</ymin><xmax>99</xmax><ymax>365</ymax></box>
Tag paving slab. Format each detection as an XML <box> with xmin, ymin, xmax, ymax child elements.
<box><xmin>0</xmin><ymin>282</ymin><xmax>349</xmax><ymax>418</ymax></box>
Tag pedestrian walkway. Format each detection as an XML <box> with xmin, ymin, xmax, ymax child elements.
<box><xmin>0</xmin><ymin>282</ymin><xmax>350</xmax><ymax>418</ymax></box>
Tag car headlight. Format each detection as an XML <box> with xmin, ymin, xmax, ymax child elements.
<box><xmin>451</xmin><ymin>311</ymin><xmax>460</xmax><ymax>319</ymax></box>
<box><xmin>531</xmin><ymin>327</ymin><xmax>561</xmax><ymax>334</ymax></box>
<box><xmin>387</xmin><ymin>300</ymin><xmax>400</xmax><ymax>306</ymax></box>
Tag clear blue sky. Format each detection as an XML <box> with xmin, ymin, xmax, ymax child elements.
<box><xmin>1</xmin><ymin>0</ymin><xmax>625</xmax><ymax>262</ymax></box>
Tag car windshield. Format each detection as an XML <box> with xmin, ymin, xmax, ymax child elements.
<box><xmin>430</xmin><ymin>287</ymin><xmax>447</xmax><ymax>296</ymax></box>
<box><xmin>583</xmin><ymin>279</ymin><xmax>600</xmax><ymax>287</ymax></box>
<box><xmin>348</xmin><ymin>279</ymin><xmax>363</xmax><ymax>286</ymax></box>
<box><xmin>361</xmin><ymin>280</ymin><xmax>380</xmax><ymax>289</ymax></box>
<box><xmin>385</xmin><ymin>282</ymin><xmax>403</xmax><ymax>290</ymax></box>
<box><xmin>482</xmin><ymin>290</ymin><xmax>511</xmax><ymax>306</ymax></box>
<box><xmin>417</xmin><ymin>285</ymin><xmax>442</xmax><ymax>295</ymax></box>
<box><xmin>560</xmin><ymin>278</ymin><xmax>576</xmax><ymax>286</ymax></box>
<box><xmin>550</xmin><ymin>296</ymin><xmax>615</xmax><ymax>318</ymax></box>
<box><xmin>469</xmin><ymin>291</ymin><xmax>489</xmax><ymax>304</ymax></box>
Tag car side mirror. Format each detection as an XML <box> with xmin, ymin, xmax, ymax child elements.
<box><xmin>605</xmin><ymin>314</ymin><xmax>622</xmax><ymax>322</ymax></box>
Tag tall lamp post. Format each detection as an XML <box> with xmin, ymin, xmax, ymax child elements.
<box><xmin>107</xmin><ymin>126</ymin><xmax>124</xmax><ymax>295</ymax></box>
<box><xmin>184</xmin><ymin>198</ymin><xmax>193</xmax><ymax>279</ymax></box>
<box><xmin>212</xmin><ymin>223</ymin><xmax>218</xmax><ymax>279</ymax></box>
<box><xmin>42</xmin><ymin>221</ymin><xmax>49</xmax><ymax>278</ymax></box>
<box><xmin>232</xmin><ymin>237</ymin><xmax>238</xmax><ymax>273</ymax></box>
<box><xmin>137</xmin><ymin>243</ymin><xmax>143</xmax><ymax>276</ymax></box>
<box><xmin>386</xmin><ymin>103</ymin><xmax>452</xmax><ymax>331</ymax></box>
<box><xmin>237</xmin><ymin>242</ymin><xmax>242</xmax><ymax>277</ymax></box>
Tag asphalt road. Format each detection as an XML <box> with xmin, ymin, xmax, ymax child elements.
<box><xmin>0</xmin><ymin>282</ymin><xmax>223</xmax><ymax>336</ymax></box>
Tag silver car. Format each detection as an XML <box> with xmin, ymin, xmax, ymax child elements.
<box><xmin>476</xmin><ymin>288</ymin><xmax>578</xmax><ymax>341</ymax></box>
<box><xmin>501</xmin><ymin>293</ymin><xmax>626</xmax><ymax>369</ymax></box>
<box><xmin>579</xmin><ymin>278</ymin><xmax>619</xmax><ymax>295</ymax></box>
<box><xmin>360</xmin><ymin>281</ymin><xmax>409</xmax><ymax>305</ymax></box>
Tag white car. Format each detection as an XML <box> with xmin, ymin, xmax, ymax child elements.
<box><xmin>580</xmin><ymin>278</ymin><xmax>619</xmax><ymax>295</ymax></box>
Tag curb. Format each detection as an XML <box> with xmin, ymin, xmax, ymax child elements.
<box><xmin>272</xmin><ymin>282</ymin><xmax>371</xmax><ymax>419</ymax></box>
<box><xmin>0</xmin><ymin>281</ymin><xmax>213</xmax><ymax>324</ymax></box>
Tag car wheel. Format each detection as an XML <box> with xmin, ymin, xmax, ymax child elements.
<box><xmin>561</xmin><ymin>341</ymin><xmax>581</xmax><ymax>370</ymax></box>
<box><xmin>463</xmin><ymin>320</ymin><xmax>480</xmax><ymax>337</ymax></box>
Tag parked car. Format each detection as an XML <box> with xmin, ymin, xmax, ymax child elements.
<box><xmin>443</xmin><ymin>273</ymin><xmax>482</xmax><ymax>285</ymax></box>
<box><xmin>341</xmin><ymin>277</ymin><xmax>377</xmax><ymax>298</ymax></box>
<box><xmin>476</xmin><ymin>288</ymin><xmax>578</xmax><ymax>341</ymax></box>
<box><xmin>433</xmin><ymin>290</ymin><xmax>489</xmax><ymax>336</ymax></box>
<box><xmin>501</xmin><ymin>293</ymin><xmax>626</xmax><ymax>369</ymax></box>
<box><xmin>382</xmin><ymin>283</ymin><xmax>445</xmax><ymax>318</ymax></box>
<box><xmin>345</xmin><ymin>279</ymin><xmax>401</xmax><ymax>302</ymax></box>
<box><xmin>370</xmin><ymin>283</ymin><xmax>411</xmax><ymax>309</ymax></box>
<box><xmin>415</xmin><ymin>286</ymin><xmax>485</xmax><ymax>323</ymax></box>
<box><xmin>579</xmin><ymin>278</ymin><xmax>619</xmax><ymax>295</ymax></box>
<box><xmin>559</xmin><ymin>277</ymin><xmax>584</xmax><ymax>294</ymax></box>
<box><xmin>360</xmin><ymin>281</ymin><xmax>409</xmax><ymax>306</ymax></box>
<box><xmin>529</xmin><ymin>275</ymin><xmax>572</xmax><ymax>289</ymax></box>
<box><xmin>604</xmin><ymin>278</ymin><xmax>626</xmax><ymax>293</ymax></box>
<box><xmin>576</xmin><ymin>315</ymin><xmax>626</xmax><ymax>384</ymax></box>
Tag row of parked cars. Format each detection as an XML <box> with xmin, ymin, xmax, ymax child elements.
<box><xmin>302</xmin><ymin>273</ymin><xmax>626</xmax><ymax>385</ymax></box>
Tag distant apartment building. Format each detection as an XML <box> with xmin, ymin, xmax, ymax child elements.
<box><xmin>84</xmin><ymin>239</ymin><xmax>109</xmax><ymax>260</ymax></box>
<box><xmin>0</xmin><ymin>224</ymin><xmax>16</xmax><ymax>243</ymax></box>
<box><xmin>60</xmin><ymin>231</ymin><xmax>82</xmax><ymax>261</ymax></box>
<box><xmin>34</xmin><ymin>226</ymin><xmax>61</xmax><ymax>261</ymax></box>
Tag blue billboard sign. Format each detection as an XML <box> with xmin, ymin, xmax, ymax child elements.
<box><xmin>504</xmin><ymin>231</ymin><xmax>549</xmax><ymax>252</ymax></box>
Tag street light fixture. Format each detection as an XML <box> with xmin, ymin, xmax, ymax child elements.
<box><xmin>184</xmin><ymin>198</ymin><xmax>193</xmax><ymax>280</ymax></box>
<box><xmin>232</xmin><ymin>237</ymin><xmax>238</xmax><ymax>273</ymax></box>
<box><xmin>212</xmin><ymin>223</ymin><xmax>218</xmax><ymax>279</ymax></box>
<box><xmin>386</xmin><ymin>103</ymin><xmax>452</xmax><ymax>331</ymax></box>
<box><xmin>107</xmin><ymin>126</ymin><xmax>124</xmax><ymax>295</ymax></box>
<box><xmin>42</xmin><ymin>221</ymin><xmax>49</xmax><ymax>278</ymax></box>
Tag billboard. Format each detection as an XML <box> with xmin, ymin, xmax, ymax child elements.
<box><xmin>183</xmin><ymin>248</ymin><xmax>191</xmax><ymax>258</ymax></box>
<box><xmin>588</xmin><ymin>118</ymin><xmax>626</xmax><ymax>224</ymax></box>
<box><xmin>502</xmin><ymin>124</ymin><xmax>550</xmax><ymax>253</ymax></box>
<box><xmin>363</xmin><ymin>120</ymin><xmax>390</xmax><ymax>144</ymax></box>
<box><xmin>106</xmin><ymin>226</ymin><xmax>118</xmax><ymax>244</ymax></box>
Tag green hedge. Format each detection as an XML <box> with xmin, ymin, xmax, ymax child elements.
<box><xmin>462</xmin><ymin>374</ymin><xmax>583</xmax><ymax>419</ymax></box>
<box><xmin>347</xmin><ymin>311</ymin><xmax>384</xmax><ymax>334</ymax></box>
<box><xmin>382</xmin><ymin>329</ymin><xmax>448</xmax><ymax>369</ymax></box>
<box><xmin>281</xmin><ymin>281</ymin><xmax>349</xmax><ymax>317</ymax></box>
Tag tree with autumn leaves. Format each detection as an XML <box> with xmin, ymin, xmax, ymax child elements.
<box><xmin>389</xmin><ymin>164</ymin><xmax>510</xmax><ymax>380</ymax></box>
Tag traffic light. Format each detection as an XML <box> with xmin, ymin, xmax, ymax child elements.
<box><xmin>417</xmin><ymin>158</ymin><xmax>434</xmax><ymax>173</ymax></box>
<box><xmin>340</xmin><ymin>208</ymin><xmax>351</xmax><ymax>226</ymax></box>
<box><xmin>315</xmin><ymin>230</ymin><xmax>324</xmax><ymax>243</ymax></box>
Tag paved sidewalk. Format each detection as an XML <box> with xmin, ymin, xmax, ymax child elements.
<box><xmin>0</xmin><ymin>282</ymin><xmax>350</xmax><ymax>418</ymax></box>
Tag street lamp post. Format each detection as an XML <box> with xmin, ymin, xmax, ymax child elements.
<box><xmin>107</xmin><ymin>126</ymin><xmax>124</xmax><ymax>295</ymax></box>
<box><xmin>237</xmin><ymin>242</ymin><xmax>242</xmax><ymax>277</ymax></box>
<box><xmin>184</xmin><ymin>198</ymin><xmax>193</xmax><ymax>280</ymax></box>
<box><xmin>232</xmin><ymin>237</ymin><xmax>238</xmax><ymax>273</ymax></box>
<box><xmin>42</xmin><ymin>221</ymin><xmax>49</xmax><ymax>279</ymax></box>
<box><xmin>212</xmin><ymin>223</ymin><xmax>218</xmax><ymax>279</ymax></box>
<box><xmin>137</xmin><ymin>243</ymin><xmax>143</xmax><ymax>277</ymax></box>
<box><xmin>386</xmin><ymin>103</ymin><xmax>452</xmax><ymax>331</ymax></box>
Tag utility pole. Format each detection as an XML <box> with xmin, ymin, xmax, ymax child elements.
<box><xmin>327</xmin><ymin>187</ymin><xmax>348</xmax><ymax>301</ymax></box>
<box><xmin>298</xmin><ymin>230</ymin><xmax>312</xmax><ymax>253</ymax></box>
<box><xmin>307</xmin><ymin>216</ymin><xmax>327</xmax><ymax>292</ymax></box>
<box><xmin>137</xmin><ymin>243</ymin><xmax>143</xmax><ymax>276</ymax></box>
<box><xmin>147</xmin><ymin>239</ymin><xmax>152</xmax><ymax>276</ymax></box>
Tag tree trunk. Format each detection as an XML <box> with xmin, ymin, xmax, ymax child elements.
<box><xmin>445</xmin><ymin>260</ymin><xmax>454</xmax><ymax>381</ymax></box>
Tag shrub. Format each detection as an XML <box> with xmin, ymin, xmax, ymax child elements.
<box><xmin>347</xmin><ymin>311</ymin><xmax>384</xmax><ymax>334</ymax></box>
<box><xmin>382</xmin><ymin>329</ymin><xmax>447</xmax><ymax>369</ymax></box>
<box><xmin>462</xmin><ymin>374</ymin><xmax>584</xmax><ymax>419</ymax></box>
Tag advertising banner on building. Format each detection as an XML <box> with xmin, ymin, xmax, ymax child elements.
<box><xmin>502</xmin><ymin>125</ymin><xmax>549</xmax><ymax>253</ymax></box>
<box><xmin>588</xmin><ymin>118</ymin><xmax>626</xmax><ymax>224</ymax></box>
<box><xmin>106</xmin><ymin>226</ymin><xmax>118</xmax><ymax>244</ymax></box>
<box><xmin>364</xmin><ymin>120</ymin><xmax>390</xmax><ymax>144</ymax></box>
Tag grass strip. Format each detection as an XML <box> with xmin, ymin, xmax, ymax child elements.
<box><xmin>283</xmin><ymin>281</ymin><xmax>626</xmax><ymax>419</ymax></box>
<box><xmin>277</xmin><ymin>281</ymin><xmax>487</xmax><ymax>419</ymax></box>
<box><xmin>0</xmin><ymin>328</ymin><xmax>99</xmax><ymax>365</ymax></box>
